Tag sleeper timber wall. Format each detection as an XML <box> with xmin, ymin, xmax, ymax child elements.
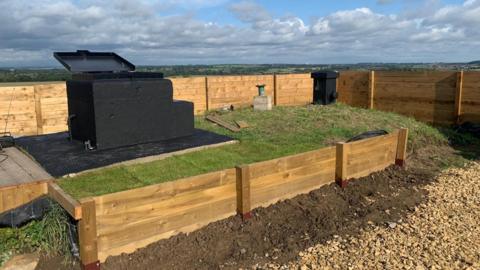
<box><xmin>374</xmin><ymin>71</ymin><xmax>457</xmax><ymax>125</ymax></box>
<box><xmin>0</xmin><ymin>180</ymin><xmax>50</xmax><ymax>213</ymax></box>
<box><xmin>461</xmin><ymin>71</ymin><xmax>480</xmax><ymax>123</ymax></box>
<box><xmin>337</xmin><ymin>71</ymin><xmax>370</xmax><ymax>108</ymax></box>
<box><xmin>86</xmin><ymin>129</ymin><xmax>407</xmax><ymax>263</ymax></box>
<box><xmin>206</xmin><ymin>75</ymin><xmax>274</xmax><ymax>110</ymax></box>
<box><xmin>337</xmin><ymin>70</ymin><xmax>480</xmax><ymax>125</ymax></box>
<box><xmin>92</xmin><ymin>168</ymin><xmax>237</xmax><ymax>262</ymax></box>
<box><xmin>2</xmin><ymin>71</ymin><xmax>480</xmax><ymax>137</ymax></box>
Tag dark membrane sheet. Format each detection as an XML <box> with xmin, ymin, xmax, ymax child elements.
<box><xmin>16</xmin><ymin>130</ymin><xmax>234</xmax><ymax>177</ymax></box>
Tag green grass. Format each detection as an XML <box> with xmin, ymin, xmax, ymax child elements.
<box><xmin>57</xmin><ymin>103</ymin><xmax>472</xmax><ymax>199</ymax></box>
<box><xmin>0</xmin><ymin>201</ymin><xmax>71</xmax><ymax>266</ymax></box>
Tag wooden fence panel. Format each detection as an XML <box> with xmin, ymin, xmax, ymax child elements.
<box><xmin>275</xmin><ymin>74</ymin><xmax>313</xmax><ymax>106</ymax></box>
<box><xmin>0</xmin><ymin>85</ymin><xmax>37</xmax><ymax>136</ymax></box>
<box><xmin>374</xmin><ymin>71</ymin><xmax>457</xmax><ymax>124</ymax></box>
<box><xmin>337</xmin><ymin>71</ymin><xmax>369</xmax><ymax>108</ymax></box>
<box><xmin>170</xmin><ymin>77</ymin><xmax>207</xmax><ymax>114</ymax></box>
<box><xmin>93</xmin><ymin>168</ymin><xmax>237</xmax><ymax>262</ymax></box>
<box><xmin>461</xmin><ymin>72</ymin><xmax>480</xmax><ymax>123</ymax></box>
<box><xmin>248</xmin><ymin>147</ymin><xmax>336</xmax><ymax>209</ymax></box>
<box><xmin>345</xmin><ymin>132</ymin><xmax>399</xmax><ymax>179</ymax></box>
<box><xmin>207</xmin><ymin>75</ymin><xmax>274</xmax><ymax>110</ymax></box>
<box><xmin>34</xmin><ymin>83</ymin><xmax>68</xmax><ymax>134</ymax></box>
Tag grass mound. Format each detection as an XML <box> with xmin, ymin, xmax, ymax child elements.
<box><xmin>58</xmin><ymin>104</ymin><xmax>478</xmax><ymax>198</ymax></box>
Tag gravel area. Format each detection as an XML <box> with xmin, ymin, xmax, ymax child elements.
<box><xmin>261</xmin><ymin>162</ymin><xmax>480</xmax><ymax>270</ymax></box>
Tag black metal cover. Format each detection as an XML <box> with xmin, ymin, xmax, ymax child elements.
<box><xmin>311</xmin><ymin>71</ymin><xmax>338</xmax><ymax>79</ymax></box>
<box><xmin>54</xmin><ymin>50</ymin><xmax>136</xmax><ymax>73</ymax></box>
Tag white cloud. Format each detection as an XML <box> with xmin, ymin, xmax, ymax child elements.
<box><xmin>0</xmin><ymin>0</ymin><xmax>479</xmax><ymax>66</ymax></box>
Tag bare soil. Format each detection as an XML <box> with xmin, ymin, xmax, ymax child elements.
<box><xmin>36</xmin><ymin>145</ymin><xmax>464</xmax><ymax>270</ymax></box>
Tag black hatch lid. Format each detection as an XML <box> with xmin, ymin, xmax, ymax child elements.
<box><xmin>53</xmin><ymin>50</ymin><xmax>136</xmax><ymax>73</ymax></box>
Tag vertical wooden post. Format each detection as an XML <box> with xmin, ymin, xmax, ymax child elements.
<box><xmin>235</xmin><ymin>165</ymin><xmax>251</xmax><ymax>219</ymax></box>
<box><xmin>33</xmin><ymin>86</ymin><xmax>43</xmax><ymax>135</ymax></box>
<box><xmin>78</xmin><ymin>198</ymin><xmax>100</xmax><ymax>270</ymax></box>
<box><xmin>368</xmin><ymin>71</ymin><xmax>375</xmax><ymax>109</ymax></box>
<box><xmin>395</xmin><ymin>128</ymin><xmax>409</xmax><ymax>167</ymax></box>
<box><xmin>454</xmin><ymin>71</ymin><xmax>464</xmax><ymax>124</ymax></box>
<box><xmin>205</xmin><ymin>76</ymin><xmax>209</xmax><ymax>112</ymax></box>
<box><xmin>335</xmin><ymin>142</ymin><xmax>349</xmax><ymax>188</ymax></box>
<box><xmin>273</xmin><ymin>73</ymin><xmax>277</xmax><ymax>106</ymax></box>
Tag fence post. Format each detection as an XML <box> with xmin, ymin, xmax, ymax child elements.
<box><xmin>368</xmin><ymin>71</ymin><xmax>375</xmax><ymax>109</ymax></box>
<box><xmin>395</xmin><ymin>128</ymin><xmax>409</xmax><ymax>167</ymax></box>
<box><xmin>335</xmin><ymin>142</ymin><xmax>349</xmax><ymax>188</ymax></box>
<box><xmin>78</xmin><ymin>198</ymin><xmax>100</xmax><ymax>270</ymax></box>
<box><xmin>454</xmin><ymin>71</ymin><xmax>464</xmax><ymax>124</ymax></box>
<box><xmin>33</xmin><ymin>86</ymin><xmax>43</xmax><ymax>135</ymax></box>
<box><xmin>273</xmin><ymin>73</ymin><xmax>277</xmax><ymax>106</ymax></box>
<box><xmin>205</xmin><ymin>76</ymin><xmax>209</xmax><ymax>112</ymax></box>
<box><xmin>235</xmin><ymin>165</ymin><xmax>252</xmax><ymax>219</ymax></box>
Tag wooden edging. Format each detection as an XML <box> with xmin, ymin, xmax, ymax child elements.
<box><xmin>47</xmin><ymin>182</ymin><xmax>82</xmax><ymax>220</ymax></box>
<box><xmin>0</xmin><ymin>180</ymin><xmax>51</xmax><ymax>214</ymax></box>
<box><xmin>67</xmin><ymin>128</ymin><xmax>409</xmax><ymax>268</ymax></box>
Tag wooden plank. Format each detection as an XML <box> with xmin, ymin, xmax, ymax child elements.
<box><xmin>47</xmin><ymin>182</ymin><xmax>82</xmax><ymax>219</ymax></box>
<box><xmin>3</xmin><ymin>147</ymin><xmax>52</xmax><ymax>182</ymax></box>
<box><xmin>94</xmin><ymin>168</ymin><xmax>236</xmax><ymax>215</ymax></box>
<box><xmin>368</xmin><ymin>71</ymin><xmax>375</xmax><ymax>109</ymax></box>
<box><xmin>95</xmin><ymin>183</ymin><xmax>236</xmax><ymax>233</ymax></box>
<box><xmin>335</xmin><ymin>142</ymin><xmax>349</xmax><ymax>187</ymax></box>
<box><xmin>96</xmin><ymin>185</ymin><xmax>236</xmax><ymax>249</ymax></box>
<box><xmin>78</xmin><ymin>198</ymin><xmax>99</xmax><ymax>267</ymax></box>
<box><xmin>96</xmin><ymin>194</ymin><xmax>236</xmax><ymax>261</ymax></box>
<box><xmin>250</xmin><ymin>167</ymin><xmax>334</xmax><ymax>209</ymax></box>
<box><xmin>236</xmin><ymin>165</ymin><xmax>251</xmax><ymax>218</ymax></box>
<box><xmin>395</xmin><ymin>128</ymin><xmax>408</xmax><ymax>167</ymax></box>
<box><xmin>235</xmin><ymin>120</ymin><xmax>249</xmax><ymax>129</ymax></box>
<box><xmin>455</xmin><ymin>71</ymin><xmax>464</xmax><ymax>124</ymax></box>
<box><xmin>247</xmin><ymin>147</ymin><xmax>335</xmax><ymax>180</ymax></box>
<box><xmin>205</xmin><ymin>115</ymin><xmax>240</xmax><ymax>132</ymax></box>
<box><xmin>0</xmin><ymin>181</ymin><xmax>49</xmax><ymax>214</ymax></box>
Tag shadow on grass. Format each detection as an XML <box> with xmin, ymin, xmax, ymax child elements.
<box><xmin>437</xmin><ymin>123</ymin><xmax>480</xmax><ymax>162</ymax></box>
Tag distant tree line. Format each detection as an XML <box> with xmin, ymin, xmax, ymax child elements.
<box><xmin>0</xmin><ymin>63</ymin><xmax>478</xmax><ymax>83</ymax></box>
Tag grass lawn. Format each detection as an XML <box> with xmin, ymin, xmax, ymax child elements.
<box><xmin>57</xmin><ymin>103</ymin><xmax>476</xmax><ymax>199</ymax></box>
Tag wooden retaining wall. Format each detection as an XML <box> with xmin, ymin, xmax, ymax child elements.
<box><xmin>62</xmin><ymin>129</ymin><xmax>407</xmax><ymax>267</ymax></box>
<box><xmin>0</xmin><ymin>181</ymin><xmax>50</xmax><ymax>213</ymax></box>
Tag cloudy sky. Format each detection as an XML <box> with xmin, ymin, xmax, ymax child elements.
<box><xmin>0</xmin><ymin>0</ymin><xmax>479</xmax><ymax>67</ymax></box>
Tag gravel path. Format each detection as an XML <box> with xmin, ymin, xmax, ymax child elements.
<box><xmin>261</xmin><ymin>162</ymin><xmax>480</xmax><ymax>270</ymax></box>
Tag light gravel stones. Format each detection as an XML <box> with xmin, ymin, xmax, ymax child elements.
<box><xmin>261</xmin><ymin>162</ymin><xmax>480</xmax><ymax>270</ymax></box>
